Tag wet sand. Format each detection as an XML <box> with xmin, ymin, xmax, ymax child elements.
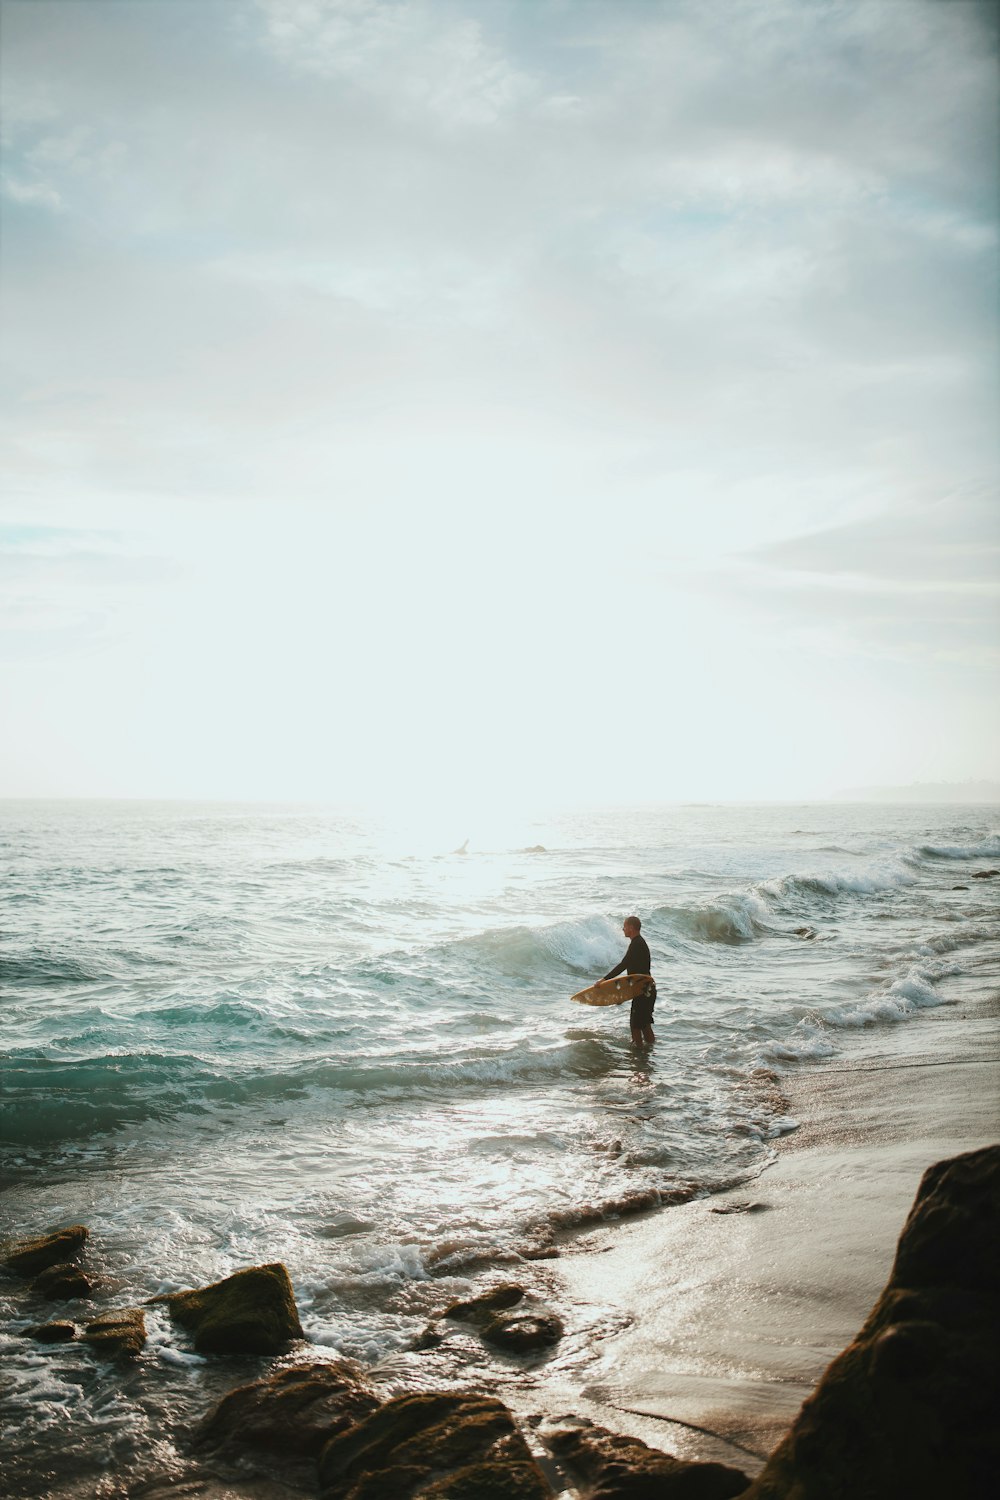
<box><xmin>509</xmin><ymin>992</ymin><xmax>1000</xmax><ymax>1478</ymax></box>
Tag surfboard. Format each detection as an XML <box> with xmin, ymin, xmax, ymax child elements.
<box><xmin>571</xmin><ymin>974</ymin><xmax>653</xmax><ymax>1007</ymax></box>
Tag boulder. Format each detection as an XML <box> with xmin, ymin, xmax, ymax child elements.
<box><xmin>546</xmin><ymin>1424</ymin><xmax>750</xmax><ymax>1498</ymax></box>
<box><xmin>199</xmin><ymin>1360</ymin><xmax>379</xmax><ymax>1457</ymax></box>
<box><xmin>155</xmin><ymin>1263</ymin><xmax>304</xmax><ymax>1355</ymax></box>
<box><xmin>745</xmin><ymin>1144</ymin><xmax>1000</xmax><ymax>1499</ymax></box>
<box><xmin>317</xmin><ymin>1391</ymin><xmax>553</xmax><ymax>1500</ymax></box>
<box><xmin>971</xmin><ymin>869</ymin><xmax>998</xmax><ymax>878</ymax></box>
<box><xmin>32</xmin><ymin>1262</ymin><xmax>95</xmax><ymax>1300</ymax></box>
<box><xmin>3</xmin><ymin>1225</ymin><xmax>89</xmax><ymax>1276</ymax></box>
<box><xmin>443</xmin><ymin>1283</ymin><xmax>526</xmax><ymax>1321</ymax></box>
<box><xmin>481</xmin><ymin>1310</ymin><xmax>564</xmax><ymax>1354</ymax></box>
<box><xmin>28</xmin><ymin>1321</ymin><xmax>77</xmax><ymax>1343</ymax></box>
<box><xmin>84</xmin><ymin>1308</ymin><xmax>147</xmax><ymax>1358</ymax></box>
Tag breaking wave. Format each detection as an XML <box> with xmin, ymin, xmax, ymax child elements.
<box><xmin>917</xmin><ymin>834</ymin><xmax>1000</xmax><ymax>860</ymax></box>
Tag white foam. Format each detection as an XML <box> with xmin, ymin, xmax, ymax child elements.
<box><xmin>823</xmin><ymin>964</ymin><xmax>952</xmax><ymax>1029</ymax></box>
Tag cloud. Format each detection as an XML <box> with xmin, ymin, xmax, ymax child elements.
<box><xmin>0</xmin><ymin>0</ymin><xmax>996</xmax><ymax>792</ymax></box>
<box><xmin>709</xmin><ymin>486</ymin><xmax>1000</xmax><ymax>664</ymax></box>
<box><xmin>0</xmin><ymin>524</ymin><xmax>182</xmax><ymax>661</ymax></box>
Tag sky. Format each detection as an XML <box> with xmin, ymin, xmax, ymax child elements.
<box><xmin>1</xmin><ymin>0</ymin><xmax>998</xmax><ymax>810</ymax></box>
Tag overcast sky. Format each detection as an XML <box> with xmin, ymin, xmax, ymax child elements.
<box><xmin>1</xmin><ymin>0</ymin><xmax>997</xmax><ymax>810</ymax></box>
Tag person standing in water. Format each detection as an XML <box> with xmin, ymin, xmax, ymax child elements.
<box><xmin>601</xmin><ymin>915</ymin><xmax>656</xmax><ymax>1046</ymax></box>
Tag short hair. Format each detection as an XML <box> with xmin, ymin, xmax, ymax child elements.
<box><xmin>624</xmin><ymin>915</ymin><xmax>641</xmax><ymax>932</ymax></box>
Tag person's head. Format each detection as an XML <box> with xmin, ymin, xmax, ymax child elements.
<box><xmin>623</xmin><ymin>916</ymin><xmax>641</xmax><ymax>938</ymax></box>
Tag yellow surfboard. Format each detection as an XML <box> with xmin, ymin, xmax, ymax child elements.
<box><xmin>571</xmin><ymin>974</ymin><xmax>653</xmax><ymax>1007</ymax></box>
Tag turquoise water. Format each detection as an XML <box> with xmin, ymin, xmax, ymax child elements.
<box><xmin>1</xmin><ymin>800</ymin><xmax>998</xmax><ymax>1494</ymax></box>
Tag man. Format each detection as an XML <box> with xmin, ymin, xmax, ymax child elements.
<box><xmin>601</xmin><ymin>915</ymin><xmax>656</xmax><ymax>1046</ymax></box>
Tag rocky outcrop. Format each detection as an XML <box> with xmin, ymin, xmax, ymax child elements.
<box><xmin>481</xmin><ymin>1309</ymin><xmax>564</xmax><ymax>1353</ymax></box>
<box><xmin>3</xmin><ymin>1225</ymin><xmax>89</xmax><ymax>1276</ymax></box>
<box><xmin>443</xmin><ymin>1283</ymin><xmax>526</xmax><ymax>1320</ymax></box>
<box><xmin>154</xmin><ymin>1263</ymin><xmax>304</xmax><ymax>1355</ymax></box>
<box><xmin>317</xmin><ymin>1391</ymin><xmax>553</xmax><ymax>1499</ymax></box>
<box><xmin>746</xmin><ymin>1144</ymin><xmax>1000</xmax><ymax>1499</ymax></box>
<box><xmin>199</xmin><ymin>1361</ymin><xmax>380</xmax><ymax>1458</ymax></box>
<box><xmin>84</xmin><ymin>1309</ymin><xmax>147</xmax><ymax>1358</ymax></box>
<box><xmin>546</xmin><ymin>1424</ymin><xmax>750</xmax><ymax>1498</ymax></box>
<box><xmin>28</xmin><ymin>1321</ymin><xmax>77</xmax><ymax>1343</ymax></box>
<box><xmin>32</xmin><ymin>1262</ymin><xmax>95</xmax><ymax>1300</ymax></box>
<box><xmin>437</xmin><ymin>1280</ymin><xmax>563</xmax><ymax>1356</ymax></box>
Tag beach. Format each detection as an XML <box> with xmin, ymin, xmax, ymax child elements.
<box><xmin>512</xmin><ymin>986</ymin><xmax>1000</xmax><ymax>1480</ymax></box>
<box><xmin>2</xmin><ymin>800</ymin><xmax>999</xmax><ymax>1495</ymax></box>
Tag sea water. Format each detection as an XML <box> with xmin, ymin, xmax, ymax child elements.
<box><xmin>2</xmin><ymin>800</ymin><xmax>998</xmax><ymax>1494</ymax></box>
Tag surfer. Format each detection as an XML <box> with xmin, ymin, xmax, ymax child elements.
<box><xmin>601</xmin><ymin>916</ymin><xmax>656</xmax><ymax>1046</ymax></box>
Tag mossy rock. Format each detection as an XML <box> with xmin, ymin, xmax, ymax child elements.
<box><xmin>4</xmin><ymin>1226</ymin><xmax>89</xmax><ymax>1277</ymax></box>
<box><xmin>32</xmin><ymin>1262</ymin><xmax>95</xmax><ymax>1300</ymax></box>
<box><xmin>157</xmin><ymin>1263</ymin><xmax>304</xmax><ymax>1355</ymax></box>
<box><xmin>443</xmin><ymin>1283</ymin><xmax>526</xmax><ymax>1321</ymax></box>
<box><xmin>547</xmin><ymin>1425</ymin><xmax>750</xmax><ymax>1498</ymax></box>
<box><xmin>481</xmin><ymin>1309</ymin><xmax>564</xmax><ymax>1353</ymax></box>
<box><xmin>199</xmin><ymin>1360</ymin><xmax>379</xmax><ymax>1456</ymax></box>
<box><xmin>318</xmin><ymin>1391</ymin><xmax>552</xmax><ymax>1500</ymax></box>
<box><xmin>28</xmin><ymin>1321</ymin><xmax>77</xmax><ymax>1344</ymax></box>
<box><xmin>420</xmin><ymin>1460</ymin><xmax>553</xmax><ymax>1498</ymax></box>
<box><xmin>84</xmin><ymin>1309</ymin><xmax>146</xmax><ymax>1358</ymax></box>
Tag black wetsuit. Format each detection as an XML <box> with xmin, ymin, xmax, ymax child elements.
<box><xmin>603</xmin><ymin>935</ymin><xmax>656</xmax><ymax>1027</ymax></box>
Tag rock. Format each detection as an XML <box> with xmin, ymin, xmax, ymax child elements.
<box><xmin>546</xmin><ymin>1424</ymin><xmax>750</xmax><ymax>1498</ymax></box>
<box><xmin>410</xmin><ymin>1322</ymin><xmax>444</xmax><ymax>1350</ymax></box>
<box><xmin>972</xmin><ymin>869</ymin><xmax>998</xmax><ymax>878</ymax></box>
<box><xmin>317</xmin><ymin>1391</ymin><xmax>553</xmax><ymax>1499</ymax></box>
<box><xmin>443</xmin><ymin>1283</ymin><xmax>526</xmax><ymax>1320</ymax></box>
<box><xmin>199</xmin><ymin>1359</ymin><xmax>379</xmax><ymax>1457</ymax></box>
<box><xmin>710</xmin><ymin>1202</ymin><xmax>770</xmax><ymax>1216</ymax></box>
<box><xmin>3</xmin><ymin>1225</ymin><xmax>89</xmax><ymax>1277</ymax></box>
<box><xmin>83</xmin><ymin>1308</ymin><xmax>147</xmax><ymax>1358</ymax></box>
<box><xmin>154</xmin><ymin>1263</ymin><xmax>304</xmax><ymax>1355</ymax></box>
<box><xmin>31</xmin><ymin>1262</ymin><xmax>95</xmax><ymax>1300</ymax></box>
<box><xmin>952</xmin><ymin>885</ymin><xmax>969</xmax><ymax>890</ymax></box>
<box><xmin>744</xmin><ymin>1144</ymin><xmax>1000</xmax><ymax>1499</ymax></box>
<box><xmin>28</xmin><ymin>1321</ymin><xmax>77</xmax><ymax>1343</ymax></box>
<box><xmin>481</xmin><ymin>1309</ymin><xmax>564</xmax><ymax>1353</ymax></box>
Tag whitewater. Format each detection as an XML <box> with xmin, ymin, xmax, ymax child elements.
<box><xmin>2</xmin><ymin>799</ymin><xmax>998</xmax><ymax>1494</ymax></box>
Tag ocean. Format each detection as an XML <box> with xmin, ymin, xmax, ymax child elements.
<box><xmin>2</xmin><ymin>799</ymin><xmax>998</xmax><ymax>1495</ymax></box>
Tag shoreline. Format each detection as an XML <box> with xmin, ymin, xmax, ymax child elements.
<box><xmin>5</xmin><ymin>995</ymin><xmax>998</xmax><ymax>1498</ymax></box>
<box><xmin>503</xmin><ymin>986</ymin><xmax>1000</xmax><ymax>1476</ymax></box>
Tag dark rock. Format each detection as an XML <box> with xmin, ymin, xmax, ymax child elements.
<box><xmin>972</xmin><ymin>869</ymin><xmax>998</xmax><ymax>878</ymax></box>
<box><xmin>481</xmin><ymin>1309</ymin><xmax>564</xmax><ymax>1353</ymax></box>
<box><xmin>443</xmin><ymin>1283</ymin><xmax>526</xmax><ymax>1320</ymax></box>
<box><xmin>3</xmin><ymin>1225</ymin><xmax>89</xmax><ymax>1276</ymax></box>
<box><xmin>546</xmin><ymin>1424</ymin><xmax>750</xmax><ymax>1498</ymax></box>
<box><xmin>952</xmin><ymin>885</ymin><xmax>969</xmax><ymax>890</ymax></box>
<box><xmin>154</xmin><ymin>1263</ymin><xmax>304</xmax><ymax>1355</ymax></box>
<box><xmin>83</xmin><ymin>1308</ymin><xmax>146</xmax><ymax>1358</ymax></box>
<box><xmin>710</xmin><ymin>1202</ymin><xmax>770</xmax><ymax>1216</ymax></box>
<box><xmin>317</xmin><ymin>1391</ymin><xmax>552</xmax><ymax>1499</ymax></box>
<box><xmin>31</xmin><ymin>1261</ymin><xmax>95</xmax><ymax>1300</ymax></box>
<box><xmin>199</xmin><ymin>1359</ymin><xmax>379</xmax><ymax>1457</ymax></box>
<box><xmin>745</xmin><ymin>1144</ymin><xmax>1000</xmax><ymax>1499</ymax></box>
<box><xmin>410</xmin><ymin>1322</ymin><xmax>444</xmax><ymax>1350</ymax></box>
<box><xmin>28</xmin><ymin>1321</ymin><xmax>77</xmax><ymax>1343</ymax></box>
